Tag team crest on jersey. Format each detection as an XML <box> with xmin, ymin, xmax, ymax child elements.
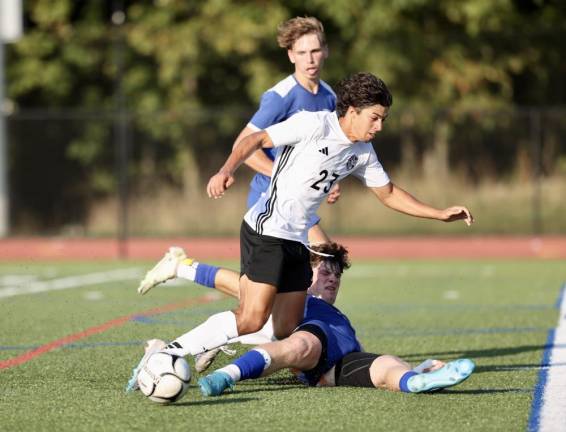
<box><xmin>346</xmin><ymin>155</ymin><xmax>358</xmax><ymax>171</ymax></box>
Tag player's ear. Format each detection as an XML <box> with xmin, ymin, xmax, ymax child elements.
<box><xmin>287</xmin><ymin>49</ymin><xmax>296</xmax><ymax>64</ymax></box>
<box><xmin>347</xmin><ymin>106</ymin><xmax>357</xmax><ymax>117</ymax></box>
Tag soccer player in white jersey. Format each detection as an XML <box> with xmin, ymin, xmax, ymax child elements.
<box><xmin>234</xmin><ymin>16</ymin><xmax>338</xmax><ymax>245</ymax></box>
<box><xmin>136</xmin><ymin>72</ymin><xmax>473</xmax><ymax>365</ymax></box>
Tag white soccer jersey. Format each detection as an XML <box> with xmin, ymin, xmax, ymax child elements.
<box><xmin>243</xmin><ymin>111</ymin><xmax>390</xmax><ymax>243</ymax></box>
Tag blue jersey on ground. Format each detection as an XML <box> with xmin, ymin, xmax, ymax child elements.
<box><xmin>246</xmin><ymin>75</ymin><xmax>336</xmax><ymax>209</ymax></box>
<box><xmin>297</xmin><ymin>295</ymin><xmax>362</xmax><ymax>385</ymax></box>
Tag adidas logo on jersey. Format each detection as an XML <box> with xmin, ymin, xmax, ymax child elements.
<box><xmin>318</xmin><ymin>147</ymin><xmax>329</xmax><ymax>156</ymax></box>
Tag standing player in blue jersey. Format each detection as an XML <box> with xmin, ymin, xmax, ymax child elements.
<box><xmin>233</xmin><ymin>16</ymin><xmax>338</xmax><ymax>245</ymax></box>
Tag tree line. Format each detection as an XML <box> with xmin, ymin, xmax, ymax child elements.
<box><xmin>5</xmin><ymin>0</ymin><xmax>565</xmax><ymax>231</ymax></box>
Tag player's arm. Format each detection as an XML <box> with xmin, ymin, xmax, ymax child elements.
<box><xmin>207</xmin><ymin>131</ymin><xmax>274</xmax><ymax>198</ymax></box>
<box><xmin>233</xmin><ymin>126</ymin><xmax>274</xmax><ymax>177</ymax></box>
<box><xmin>370</xmin><ymin>182</ymin><xmax>474</xmax><ymax>225</ymax></box>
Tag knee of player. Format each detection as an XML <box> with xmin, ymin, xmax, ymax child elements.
<box><xmin>287</xmin><ymin>334</ymin><xmax>321</xmax><ymax>366</ymax></box>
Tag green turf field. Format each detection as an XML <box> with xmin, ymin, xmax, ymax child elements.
<box><xmin>0</xmin><ymin>259</ymin><xmax>564</xmax><ymax>431</ymax></box>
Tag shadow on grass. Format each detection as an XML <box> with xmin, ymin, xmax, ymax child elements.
<box><xmin>228</xmin><ymin>384</ymin><xmax>305</xmax><ymax>395</ymax></box>
<box><xmin>402</xmin><ymin>344</ymin><xmax>547</xmax><ymax>362</ymax></box>
<box><xmin>172</xmin><ymin>397</ymin><xmax>258</xmax><ymax>407</ymax></box>
<box><xmin>437</xmin><ymin>388</ymin><xmax>532</xmax><ymax>395</ymax></box>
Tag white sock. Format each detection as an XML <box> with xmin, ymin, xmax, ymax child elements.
<box><xmin>217</xmin><ymin>364</ymin><xmax>242</xmax><ymax>382</ymax></box>
<box><xmin>163</xmin><ymin>311</ymin><xmax>238</xmax><ymax>356</ymax></box>
<box><xmin>228</xmin><ymin>316</ymin><xmax>275</xmax><ymax>345</ymax></box>
<box><xmin>176</xmin><ymin>259</ymin><xmax>199</xmax><ymax>280</ymax></box>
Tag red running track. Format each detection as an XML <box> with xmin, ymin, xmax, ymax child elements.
<box><xmin>0</xmin><ymin>236</ymin><xmax>565</xmax><ymax>260</ymax></box>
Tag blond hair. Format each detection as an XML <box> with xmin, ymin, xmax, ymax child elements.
<box><xmin>276</xmin><ymin>16</ymin><xmax>326</xmax><ymax>50</ymax></box>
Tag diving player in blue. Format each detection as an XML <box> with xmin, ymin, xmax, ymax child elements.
<box><xmin>125</xmin><ymin>241</ymin><xmax>474</xmax><ymax>395</ymax></box>
<box><xmin>232</xmin><ymin>16</ymin><xmax>338</xmax><ymax>244</ymax></box>
<box><xmin>195</xmin><ymin>242</ymin><xmax>475</xmax><ymax>395</ymax></box>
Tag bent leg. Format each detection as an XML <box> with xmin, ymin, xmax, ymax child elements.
<box><xmin>234</xmin><ymin>275</ymin><xmax>276</xmax><ymax>335</ymax></box>
<box><xmin>259</xmin><ymin>331</ymin><xmax>322</xmax><ymax>375</ymax></box>
<box><xmin>199</xmin><ymin>331</ymin><xmax>322</xmax><ymax>396</ymax></box>
<box><xmin>369</xmin><ymin>355</ymin><xmax>412</xmax><ymax>391</ymax></box>
<box><xmin>271</xmin><ymin>291</ymin><xmax>307</xmax><ymax>339</ymax></box>
<box><xmin>213</xmin><ymin>268</ymin><xmax>240</xmax><ymax>298</ymax></box>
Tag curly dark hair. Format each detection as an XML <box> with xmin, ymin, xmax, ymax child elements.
<box><xmin>335</xmin><ymin>72</ymin><xmax>393</xmax><ymax>117</ymax></box>
<box><xmin>309</xmin><ymin>242</ymin><xmax>351</xmax><ymax>275</ymax></box>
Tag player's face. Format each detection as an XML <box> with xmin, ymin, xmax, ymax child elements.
<box><xmin>288</xmin><ymin>33</ymin><xmax>328</xmax><ymax>81</ymax></box>
<box><xmin>349</xmin><ymin>105</ymin><xmax>389</xmax><ymax>142</ymax></box>
<box><xmin>309</xmin><ymin>261</ymin><xmax>341</xmax><ymax>305</ymax></box>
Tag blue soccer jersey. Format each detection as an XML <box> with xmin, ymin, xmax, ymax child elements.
<box><xmin>246</xmin><ymin>75</ymin><xmax>336</xmax><ymax>208</ymax></box>
<box><xmin>297</xmin><ymin>295</ymin><xmax>362</xmax><ymax>385</ymax></box>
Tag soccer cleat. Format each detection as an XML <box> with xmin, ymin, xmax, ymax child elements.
<box><xmin>194</xmin><ymin>346</ymin><xmax>237</xmax><ymax>373</ymax></box>
<box><xmin>137</xmin><ymin>247</ymin><xmax>188</xmax><ymax>295</ymax></box>
<box><xmin>407</xmin><ymin>358</ymin><xmax>475</xmax><ymax>393</ymax></box>
<box><xmin>198</xmin><ymin>371</ymin><xmax>235</xmax><ymax>397</ymax></box>
<box><xmin>412</xmin><ymin>359</ymin><xmax>442</xmax><ymax>374</ymax></box>
<box><xmin>125</xmin><ymin>339</ymin><xmax>167</xmax><ymax>393</ymax></box>
<box><xmin>195</xmin><ymin>348</ymin><xmax>221</xmax><ymax>373</ymax></box>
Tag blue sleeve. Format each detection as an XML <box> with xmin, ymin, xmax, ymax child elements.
<box><xmin>249</xmin><ymin>91</ymin><xmax>288</xmax><ymax>130</ymax></box>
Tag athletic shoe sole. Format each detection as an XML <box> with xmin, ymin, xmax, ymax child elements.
<box><xmin>408</xmin><ymin>358</ymin><xmax>475</xmax><ymax>393</ymax></box>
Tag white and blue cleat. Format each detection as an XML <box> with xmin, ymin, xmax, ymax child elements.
<box><xmin>125</xmin><ymin>339</ymin><xmax>167</xmax><ymax>393</ymax></box>
<box><xmin>408</xmin><ymin>358</ymin><xmax>475</xmax><ymax>393</ymax></box>
<box><xmin>198</xmin><ymin>371</ymin><xmax>235</xmax><ymax>397</ymax></box>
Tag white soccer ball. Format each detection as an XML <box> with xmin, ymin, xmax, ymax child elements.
<box><xmin>137</xmin><ymin>352</ymin><xmax>191</xmax><ymax>404</ymax></box>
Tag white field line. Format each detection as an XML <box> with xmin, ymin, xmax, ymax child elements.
<box><xmin>0</xmin><ymin>268</ymin><xmax>142</xmax><ymax>299</ymax></box>
<box><xmin>538</xmin><ymin>285</ymin><xmax>566</xmax><ymax>432</ymax></box>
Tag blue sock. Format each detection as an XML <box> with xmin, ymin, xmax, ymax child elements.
<box><xmin>194</xmin><ymin>264</ymin><xmax>219</xmax><ymax>288</ymax></box>
<box><xmin>399</xmin><ymin>371</ymin><xmax>418</xmax><ymax>393</ymax></box>
<box><xmin>233</xmin><ymin>349</ymin><xmax>270</xmax><ymax>380</ymax></box>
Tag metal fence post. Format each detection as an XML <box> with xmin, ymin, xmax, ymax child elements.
<box><xmin>0</xmin><ymin>41</ymin><xmax>8</xmax><ymax>237</ymax></box>
<box><xmin>113</xmin><ymin>1</ymin><xmax>129</xmax><ymax>259</ymax></box>
<box><xmin>530</xmin><ymin>108</ymin><xmax>542</xmax><ymax>236</ymax></box>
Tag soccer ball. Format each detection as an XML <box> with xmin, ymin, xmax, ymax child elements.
<box><xmin>137</xmin><ymin>352</ymin><xmax>191</xmax><ymax>404</ymax></box>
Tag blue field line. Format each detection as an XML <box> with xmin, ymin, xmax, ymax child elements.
<box><xmin>527</xmin><ymin>281</ymin><xmax>566</xmax><ymax>432</ymax></box>
<box><xmin>555</xmin><ymin>283</ymin><xmax>566</xmax><ymax>309</ymax></box>
<box><xmin>357</xmin><ymin>327</ymin><xmax>549</xmax><ymax>338</ymax></box>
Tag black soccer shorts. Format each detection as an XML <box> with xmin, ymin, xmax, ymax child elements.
<box><xmin>240</xmin><ymin>221</ymin><xmax>312</xmax><ymax>293</ymax></box>
<box><xmin>334</xmin><ymin>352</ymin><xmax>381</xmax><ymax>387</ymax></box>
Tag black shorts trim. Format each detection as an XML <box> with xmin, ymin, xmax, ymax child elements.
<box><xmin>294</xmin><ymin>323</ymin><xmax>328</xmax><ymax>386</ymax></box>
<box><xmin>240</xmin><ymin>221</ymin><xmax>312</xmax><ymax>293</ymax></box>
<box><xmin>334</xmin><ymin>352</ymin><xmax>381</xmax><ymax>387</ymax></box>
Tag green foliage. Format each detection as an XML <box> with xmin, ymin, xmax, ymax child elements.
<box><xmin>3</xmin><ymin>0</ymin><xmax>566</xmax><ymax>231</ymax></box>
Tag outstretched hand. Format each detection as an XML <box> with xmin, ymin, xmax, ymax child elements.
<box><xmin>326</xmin><ymin>183</ymin><xmax>341</xmax><ymax>204</ymax></box>
<box><xmin>441</xmin><ymin>206</ymin><xmax>474</xmax><ymax>226</ymax></box>
<box><xmin>207</xmin><ymin>171</ymin><xmax>235</xmax><ymax>199</ymax></box>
